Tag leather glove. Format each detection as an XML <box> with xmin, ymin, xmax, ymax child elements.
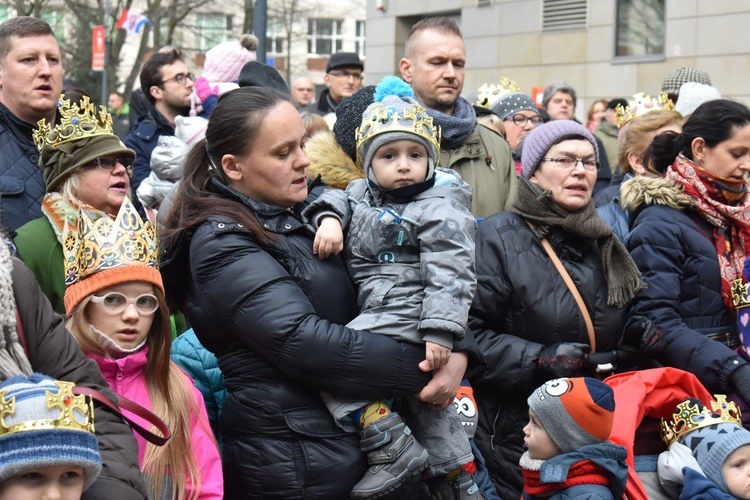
<box><xmin>620</xmin><ymin>315</ymin><xmax>666</xmax><ymax>354</ymax></box>
<box><xmin>537</xmin><ymin>342</ymin><xmax>591</xmax><ymax>379</ymax></box>
<box><xmin>194</xmin><ymin>76</ymin><xmax>219</xmax><ymax>102</ymax></box>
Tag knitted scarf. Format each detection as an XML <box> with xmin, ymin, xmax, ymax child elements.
<box><xmin>424</xmin><ymin>96</ymin><xmax>476</xmax><ymax>149</ymax></box>
<box><xmin>42</xmin><ymin>192</ymin><xmax>110</xmax><ymax>244</ymax></box>
<box><xmin>667</xmin><ymin>154</ymin><xmax>750</xmax><ymax>311</ymax></box>
<box><xmin>0</xmin><ymin>238</ymin><xmax>33</xmax><ymax>380</ymax></box>
<box><xmin>512</xmin><ymin>176</ymin><xmax>645</xmax><ymax>307</ymax></box>
<box><xmin>520</xmin><ymin>451</ymin><xmax>611</xmax><ymax>496</ymax></box>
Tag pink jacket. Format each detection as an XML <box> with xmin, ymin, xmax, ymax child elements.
<box><xmin>90</xmin><ymin>348</ymin><xmax>223</xmax><ymax>499</ymax></box>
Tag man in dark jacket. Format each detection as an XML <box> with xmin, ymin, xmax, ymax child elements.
<box><xmin>0</xmin><ymin>17</ymin><xmax>63</xmax><ymax>231</ymax></box>
<box><xmin>303</xmin><ymin>51</ymin><xmax>363</xmax><ymax>116</ymax></box>
<box><xmin>125</xmin><ymin>49</ymin><xmax>193</xmax><ymax>191</ymax></box>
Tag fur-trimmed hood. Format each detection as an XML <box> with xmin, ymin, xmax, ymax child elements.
<box><xmin>305</xmin><ymin>131</ymin><xmax>364</xmax><ymax>190</ymax></box>
<box><xmin>620</xmin><ymin>175</ymin><xmax>691</xmax><ymax>213</ymax></box>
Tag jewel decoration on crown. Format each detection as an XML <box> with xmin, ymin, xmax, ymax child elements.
<box><xmin>0</xmin><ymin>380</ymin><xmax>95</xmax><ymax>436</ymax></box>
<box><xmin>475</xmin><ymin>77</ymin><xmax>522</xmax><ymax>109</ymax></box>
<box><xmin>355</xmin><ymin>102</ymin><xmax>441</xmax><ymax>167</ymax></box>
<box><xmin>62</xmin><ymin>199</ymin><xmax>159</xmax><ymax>286</ymax></box>
<box><xmin>732</xmin><ymin>277</ymin><xmax>750</xmax><ymax>309</ymax></box>
<box><xmin>33</xmin><ymin>96</ymin><xmax>114</xmax><ymax>152</ymax></box>
<box><xmin>615</xmin><ymin>92</ymin><xmax>675</xmax><ymax>129</ymax></box>
<box><xmin>660</xmin><ymin>395</ymin><xmax>742</xmax><ymax>446</ymax></box>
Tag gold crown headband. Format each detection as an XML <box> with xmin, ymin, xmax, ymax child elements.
<box><xmin>355</xmin><ymin>101</ymin><xmax>441</xmax><ymax>167</ymax></box>
<box><xmin>33</xmin><ymin>96</ymin><xmax>114</xmax><ymax>152</ymax></box>
<box><xmin>475</xmin><ymin>77</ymin><xmax>522</xmax><ymax>109</ymax></box>
<box><xmin>615</xmin><ymin>92</ymin><xmax>675</xmax><ymax>129</ymax></box>
<box><xmin>732</xmin><ymin>277</ymin><xmax>750</xmax><ymax>309</ymax></box>
<box><xmin>0</xmin><ymin>380</ymin><xmax>95</xmax><ymax>437</ymax></box>
<box><xmin>62</xmin><ymin>199</ymin><xmax>159</xmax><ymax>286</ymax></box>
<box><xmin>660</xmin><ymin>395</ymin><xmax>742</xmax><ymax>446</ymax></box>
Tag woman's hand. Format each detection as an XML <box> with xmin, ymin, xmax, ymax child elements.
<box><xmin>424</xmin><ymin>342</ymin><xmax>451</xmax><ymax>371</ymax></box>
<box><xmin>313</xmin><ymin>217</ymin><xmax>344</xmax><ymax>259</ymax></box>
<box><xmin>416</xmin><ymin>352</ymin><xmax>467</xmax><ymax>410</ymax></box>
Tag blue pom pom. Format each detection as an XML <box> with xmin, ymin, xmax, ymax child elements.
<box><xmin>374</xmin><ymin>76</ymin><xmax>414</xmax><ymax>102</ymax></box>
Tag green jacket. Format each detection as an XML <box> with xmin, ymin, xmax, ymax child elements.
<box><xmin>438</xmin><ymin>123</ymin><xmax>517</xmax><ymax>219</ymax></box>
<box><xmin>14</xmin><ymin>216</ymin><xmax>65</xmax><ymax>314</ymax></box>
<box><xmin>594</xmin><ymin>120</ymin><xmax>620</xmax><ymax>173</ymax></box>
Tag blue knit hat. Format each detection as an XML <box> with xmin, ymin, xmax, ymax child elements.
<box><xmin>679</xmin><ymin>421</ymin><xmax>750</xmax><ymax>494</ymax></box>
<box><xmin>0</xmin><ymin>373</ymin><xmax>102</xmax><ymax>489</ymax></box>
<box><xmin>521</xmin><ymin>119</ymin><xmax>599</xmax><ymax>178</ymax></box>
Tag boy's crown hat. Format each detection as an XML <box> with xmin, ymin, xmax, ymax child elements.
<box><xmin>357</xmin><ymin>76</ymin><xmax>441</xmax><ymax>187</ymax></box>
<box><xmin>527</xmin><ymin>377</ymin><xmax>615</xmax><ymax>453</ymax></box>
<box><xmin>665</xmin><ymin>396</ymin><xmax>750</xmax><ymax>494</ymax></box>
<box><xmin>475</xmin><ymin>78</ymin><xmax>539</xmax><ymax>121</ymax></box>
<box><xmin>615</xmin><ymin>92</ymin><xmax>675</xmax><ymax>129</ymax></box>
<box><xmin>62</xmin><ymin>198</ymin><xmax>163</xmax><ymax>315</ymax></box>
<box><xmin>0</xmin><ymin>373</ymin><xmax>102</xmax><ymax>489</ymax></box>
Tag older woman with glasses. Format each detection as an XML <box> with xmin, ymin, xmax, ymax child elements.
<box><xmin>467</xmin><ymin>120</ymin><xmax>648</xmax><ymax>498</ymax></box>
<box><xmin>14</xmin><ymin>96</ymin><xmax>136</xmax><ymax>314</ymax></box>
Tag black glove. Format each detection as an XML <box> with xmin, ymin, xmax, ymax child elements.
<box><xmin>730</xmin><ymin>364</ymin><xmax>750</xmax><ymax>407</ymax></box>
<box><xmin>537</xmin><ymin>342</ymin><xmax>591</xmax><ymax>379</ymax></box>
<box><xmin>620</xmin><ymin>315</ymin><xmax>666</xmax><ymax>354</ymax></box>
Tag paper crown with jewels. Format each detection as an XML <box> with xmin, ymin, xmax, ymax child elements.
<box><xmin>33</xmin><ymin>96</ymin><xmax>114</xmax><ymax>152</ymax></box>
<box><xmin>475</xmin><ymin>77</ymin><xmax>522</xmax><ymax>109</ymax></box>
<box><xmin>615</xmin><ymin>92</ymin><xmax>676</xmax><ymax>129</ymax></box>
<box><xmin>0</xmin><ymin>380</ymin><xmax>95</xmax><ymax>436</ymax></box>
<box><xmin>62</xmin><ymin>199</ymin><xmax>163</xmax><ymax>314</ymax></box>
<box><xmin>732</xmin><ymin>277</ymin><xmax>750</xmax><ymax>309</ymax></box>
<box><xmin>660</xmin><ymin>395</ymin><xmax>742</xmax><ymax>446</ymax></box>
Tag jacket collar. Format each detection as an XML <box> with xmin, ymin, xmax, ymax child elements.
<box><xmin>0</xmin><ymin>101</ymin><xmax>37</xmax><ymax>146</ymax></box>
<box><xmin>90</xmin><ymin>347</ymin><xmax>149</xmax><ymax>378</ymax></box>
<box><xmin>620</xmin><ymin>175</ymin><xmax>691</xmax><ymax>213</ymax></box>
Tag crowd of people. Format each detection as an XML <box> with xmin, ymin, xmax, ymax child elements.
<box><xmin>2</xmin><ymin>12</ymin><xmax>750</xmax><ymax>500</ymax></box>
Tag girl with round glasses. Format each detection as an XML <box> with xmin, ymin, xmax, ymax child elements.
<box><xmin>64</xmin><ymin>200</ymin><xmax>223</xmax><ymax>499</ymax></box>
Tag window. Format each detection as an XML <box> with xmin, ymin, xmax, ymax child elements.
<box><xmin>195</xmin><ymin>13</ymin><xmax>233</xmax><ymax>51</ymax></box>
<box><xmin>542</xmin><ymin>0</ymin><xmax>587</xmax><ymax>32</ymax></box>
<box><xmin>615</xmin><ymin>0</ymin><xmax>665</xmax><ymax>58</ymax></box>
<box><xmin>307</xmin><ymin>18</ymin><xmax>343</xmax><ymax>55</ymax></box>
<box><xmin>355</xmin><ymin>20</ymin><xmax>366</xmax><ymax>58</ymax></box>
<box><xmin>266</xmin><ymin>17</ymin><xmax>285</xmax><ymax>55</ymax></box>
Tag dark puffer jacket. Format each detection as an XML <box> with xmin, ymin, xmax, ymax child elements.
<box><xmin>622</xmin><ymin>176</ymin><xmax>746</xmax><ymax>392</ymax></box>
<box><xmin>467</xmin><ymin>212</ymin><xmax>627</xmax><ymax>500</ymax></box>
<box><xmin>161</xmin><ymin>179</ymin><xmax>449</xmax><ymax>499</ymax></box>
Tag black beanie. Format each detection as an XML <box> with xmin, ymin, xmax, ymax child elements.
<box><xmin>333</xmin><ymin>85</ymin><xmax>376</xmax><ymax>162</ymax></box>
<box><xmin>238</xmin><ymin>61</ymin><xmax>290</xmax><ymax>94</ymax></box>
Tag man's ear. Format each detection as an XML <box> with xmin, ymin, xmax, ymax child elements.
<box><xmin>323</xmin><ymin>73</ymin><xmax>332</xmax><ymax>88</ymax></box>
<box><xmin>149</xmin><ymin>85</ymin><xmax>163</xmax><ymax>102</ymax></box>
<box><xmin>399</xmin><ymin>58</ymin><xmax>413</xmax><ymax>83</ymax></box>
<box><xmin>221</xmin><ymin>154</ymin><xmax>243</xmax><ymax>182</ymax></box>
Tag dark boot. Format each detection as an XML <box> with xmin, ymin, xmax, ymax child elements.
<box><xmin>429</xmin><ymin>471</ymin><xmax>484</xmax><ymax>500</ymax></box>
<box><xmin>350</xmin><ymin>414</ymin><xmax>429</xmax><ymax>499</ymax></box>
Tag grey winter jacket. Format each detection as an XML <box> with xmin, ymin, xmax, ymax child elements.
<box><xmin>304</xmin><ymin>168</ymin><xmax>476</xmax><ymax>348</ymax></box>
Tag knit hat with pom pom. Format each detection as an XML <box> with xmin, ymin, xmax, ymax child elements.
<box><xmin>202</xmin><ymin>34</ymin><xmax>258</xmax><ymax>83</ymax></box>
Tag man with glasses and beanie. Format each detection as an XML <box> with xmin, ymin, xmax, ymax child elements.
<box><xmin>125</xmin><ymin>49</ymin><xmax>194</xmax><ymax>191</ymax></box>
<box><xmin>304</xmin><ymin>51</ymin><xmax>363</xmax><ymax>117</ymax></box>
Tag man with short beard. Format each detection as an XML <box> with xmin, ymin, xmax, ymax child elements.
<box><xmin>125</xmin><ymin>50</ymin><xmax>194</xmax><ymax>190</ymax></box>
<box><xmin>399</xmin><ymin>17</ymin><xmax>516</xmax><ymax>218</ymax></box>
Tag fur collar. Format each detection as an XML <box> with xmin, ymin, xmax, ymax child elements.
<box><xmin>305</xmin><ymin>131</ymin><xmax>364</xmax><ymax>190</ymax></box>
<box><xmin>620</xmin><ymin>175</ymin><xmax>691</xmax><ymax>213</ymax></box>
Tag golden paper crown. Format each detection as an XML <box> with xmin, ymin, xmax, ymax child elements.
<box><xmin>356</xmin><ymin>101</ymin><xmax>441</xmax><ymax>167</ymax></box>
<box><xmin>615</xmin><ymin>92</ymin><xmax>675</xmax><ymax>128</ymax></box>
<box><xmin>660</xmin><ymin>395</ymin><xmax>742</xmax><ymax>446</ymax></box>
<box><xmin>62</xmin><ymin>199</ymin><xmax>159</xmax><ymax>286</ymax></box>
<box><xmin>33</xmin><ymin>96</ymin><xmax>114</xmax><ymax>152</ymax></box>
<box><xmin>732</xmin><ymin>278</ymin><xmax>750</xmax><ymax>309</ymax></box>
<box><xmin>475</xmin><ymin>78</ymin><xmax>522</xmax><ymax>109</ymax></box>
<box><xmin>0</xmin><ymin>380</ymin><xmax>95</xmax><ymax>437</ymax></box>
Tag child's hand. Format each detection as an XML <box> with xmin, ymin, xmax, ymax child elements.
<box><xmin>424</xmin><ymin>342</ymin><xmax>451</xmax><ymax>371</ymax></box>
<box><xmin>313</xmin><ymin>217</ymin><xmax>344</xmax><ymax>259</ymax></box>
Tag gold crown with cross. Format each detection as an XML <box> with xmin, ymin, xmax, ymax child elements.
<box><xmin>732</xmin><ymin>277</ymin><xmax>750</xmax><ymax>309</ymax></box>
<box><xmin>475</xmin><ymin>77</ymin><xmax>522</xmax><ymax>109</ymax></box>
<box><xmin>33</xmin><ymin>95</ymin><xmax>114</xmax><ymax>152</ymax></box>
<box><xmin>660</xmin><ymin>395</ymin><xmax>742</xmax><ymax>446</ymax></box>
<box><xmin>615</xmin><ymin>92</ymin><xmax>676</xmax><ymax>129</ymax></box>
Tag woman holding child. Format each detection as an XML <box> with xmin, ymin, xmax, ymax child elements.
<box><xmin>160</xmin><ymin>86</ymin><xmax>478</xmax><ymax>499</ymax></box>
<box><xmin>468</xmin><ymin>120</ymin><xmax>648</xmax><ymax>499</ymax></box>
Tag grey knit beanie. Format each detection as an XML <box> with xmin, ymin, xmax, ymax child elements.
<box><xmin>490</xmin><ymin>92</ymin><xmax>539</xmax><ymax>121</ymax></box>
<box><xmin>521</xmin><ymin>120</ymin><xmax>599</xmax><ymax>178</ymax></box>
<box><xmin>679</xmin><ymin>422</ymin><xmax>750</xmax><ymax>494</ymax></box>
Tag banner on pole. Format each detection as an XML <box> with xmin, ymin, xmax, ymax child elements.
<box><xmin>92</xmin><ymin>25</ymin><xmax>105</xmax><ymax>71</ymax></box>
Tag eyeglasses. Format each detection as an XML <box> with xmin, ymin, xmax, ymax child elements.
<box><xmin>90</xmin><ymin>156</ymin><xmax>134</xmax><ymax>174</ymax></box>
<box><xmin>327</xmin><ymin>70</ymin><xmax>363</xmax><ymax>81</ymax></box>
<box><xmin>89</xmin><ymin>292</ymin><xmax>160</xmax><ymax>315</ymax></box>
<box><xmin>505</xmin><ymin>113</ymin><xmax>543</xmax><ymax>127</ymax></box>
<box><xmin>542</xmin><ymin>157</ymin><xmax>601</xmax><ymax>171</ymax></box>
<box><xmin>160</xmin><ymin>72</ymin><xmax>194</xmax><ymax>86</ymax></box>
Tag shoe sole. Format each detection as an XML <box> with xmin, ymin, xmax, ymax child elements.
<box><xmin>350</xmin><ymin>448</ymin><xmax>430</xmax><ymax>499</ymax></box>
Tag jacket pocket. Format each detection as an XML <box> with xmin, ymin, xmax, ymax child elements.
<box><xmin>283</xmin><ymin>406</ymin><xmax>356</xmax><ymax>438</ymax></box>
<box><xmin>0</xmin><ymin>176</ymin><xmax>24</xmax><ymax>196</ymax></box>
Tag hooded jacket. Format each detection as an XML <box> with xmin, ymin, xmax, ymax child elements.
<box><xmin>304</xmin><ymin>131</ymin><xmax>364</xmax><ymax>190</ymax></box>
<box><xmin>622</xmin><ymin>175</ymin><xmax>746</xmax><ymax>392</ymax></box>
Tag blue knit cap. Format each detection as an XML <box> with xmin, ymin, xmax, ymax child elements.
<box><xmin>0</xmin><ymin>373</ymin><xmax>102</xmax><ymax>489</ymax></box>
<box><xmin>521</xmin><ymin>119</ymin><xmax>599</xmax><ymax>178</ymax></box>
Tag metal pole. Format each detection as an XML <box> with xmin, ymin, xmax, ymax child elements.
<box><xmin>101</xmin><ymin>0</ymin><xmax>111</xmax><ymax>106</ymax></box>
<box><xmin>253</xmin><ymin>0</ymin><xmax>267</xmax><ymax>64</ymax></box>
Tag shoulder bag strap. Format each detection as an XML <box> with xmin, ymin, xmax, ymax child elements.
<box><xmin>526</xmin><ymin>221</ymin><xmax>597</xmax><ymax>353</ymax></box>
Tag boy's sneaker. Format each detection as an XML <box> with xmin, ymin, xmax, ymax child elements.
<box><xmin>429</xmin><ymin>470</ymin><xmax>485</xmax><ymax>500</ymax></box>
<box><xmin>350</xmin><ymin>413</ymin><xmax>429</xmax><ymax>499</ymax></box>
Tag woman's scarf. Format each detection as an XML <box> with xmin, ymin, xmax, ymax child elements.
<box><xmin>667</xmin><ymin>154</ymin><xmax>750</xmax><ymax>311</ymax></box>
<box><xmin>424</xmin><ymin>97</ymin><xmax>476</xmax><ymax>150</ymax></box>
<box><xmin>42</xmin><ymin>192</ymin><xmax>110</xmax><ymax>244</ymax></box>
<box><xmin>512</xmin><ymin>176</ymin><xmax>645</xmax><ymax>307</ymax></box>
<box><xmin>520</xmin><ymin>451</ymin><xmax>611</xmax><ymax>496</ymax></box>
<box><xmin>0</xmin><ymin>237</ymin><xmax>33</xmax><ymax>380</ymax></box>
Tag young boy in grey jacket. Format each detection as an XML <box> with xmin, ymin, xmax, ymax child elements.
<box><xmin>304</xmin><ymin>76</ymin><xmax>479</xmax><ymax>499</ymax></box>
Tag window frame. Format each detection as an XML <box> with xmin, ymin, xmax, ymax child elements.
<box><xmin>613</xmin><ymin>0</ymin><xmax>666</xmax><ymax>63</ymax></box>
<box><xmin>195</xmin><ymin>12</ymin><xmax>233</xmax><ymax>52</ymax></box>
<box><xmin>307</xmin><ymin>18</ymin><xmax>343</xmax><ymax>56</ymax></box>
